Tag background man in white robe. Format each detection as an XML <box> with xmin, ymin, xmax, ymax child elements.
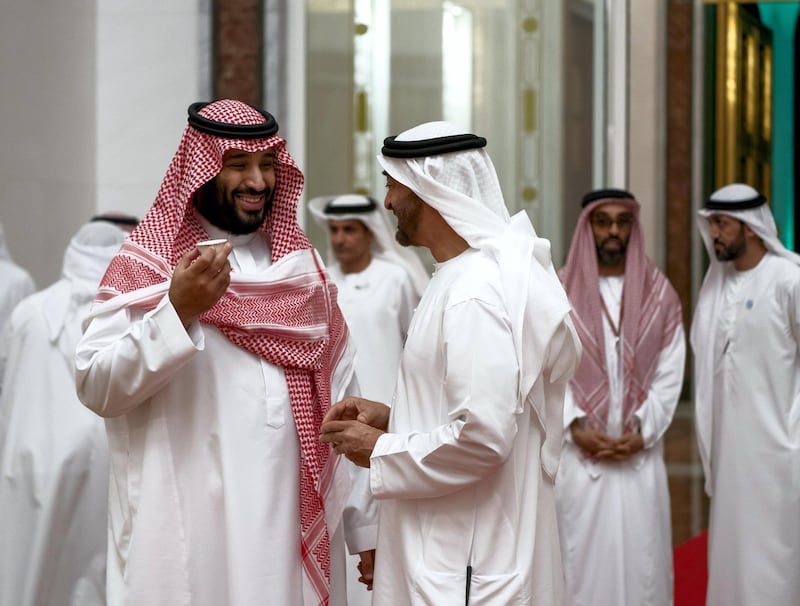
<box><xmin>74</xmin><ymin>100</ymin><xmax>375</xmax><ymax>606</ymax></box>
<box><xmin>308</xmin><ymin>193</ymin><xmax>428</xmax><ymax>403</ymax></box>
<box><xmin>556</xmin><ymin>189</ymin><xmax>685</xmax><ymax>605</ymax></box>
<box><xmin>309</xmin><ymin>193</ymin><xmax>429</xmax><ymax>604</ymax></box>
<box><xmin>0</xmin><ymin>221</ymin><xmax>35</xmax><ymax>340</ymax></box>
<box><xmin>0</xmin><ymin>218</ymin><xmax>132</xmax><ymax>606</ymax></box>
<box><xmin>691</xmin><ymin>183</ymin><xmax>800</xmax><ymax>606</ymax></box>
<box><xmin>320</xmin><ymin>121</ymin><xmax>581</xmax><ymax>605</ymax></box>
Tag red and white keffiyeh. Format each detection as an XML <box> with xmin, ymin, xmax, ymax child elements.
<box><xmin>95</xmin><ymin>100</ymin><xmax>348</xmax><ymax>604</ymax></box>
<box><xmin>560</xmin><ymin>196</ymin><xmax>682</xmax><ymax>434</ymax></box>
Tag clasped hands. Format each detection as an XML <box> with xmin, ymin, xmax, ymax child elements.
<box><xmin>320</xmin><ymin>397</ymin><xmax>389</xmax><ymax>468</ymax></box>
<box><xmin>570</xmin><ymin>420</ymin><xmax>644</xmax><ymax>461</ymax></box>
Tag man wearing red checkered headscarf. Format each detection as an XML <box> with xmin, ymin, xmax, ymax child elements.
<box><xmin>75</xmin><ymin>100</ymin><xmax>375</xmax><ymax>606</ymax></box>
<box><xmin>555</xmin><ymin>189</ymin><xmax>685</xmax><ymax>606</ymax></box>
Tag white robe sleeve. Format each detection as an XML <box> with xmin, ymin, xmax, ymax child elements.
<box><xmin>633</xmin><ymin>323</ymin><xmax>686</xmax><ymax>448</ymax></box>
<box><xmin>783</xmin><ymin>277</ymin><xmax>800</xmax><ymax>433</ymax></box>
<box><xmin>0</xmin><ymin>319</ymin><xmax>12</xmax><ymax>398</ymax></box>
<box><xmin>75</xmin><ymin>294</ymin><xmax>204</xmax><ymax>417</ymax></box>
<box><xmin>339</xmin><ymin>375</ymin><xmax>378</xmax><ymax>554</ymax></box>
<box><xmin>787</xmin><ymin>276</ymin><xmax>800</xmax><ymax>348</ymax></box>
<box><xmin>370</xmin><ymin>299</ymin><xmax>519</xmax><ymax>500</ymax></box>
<box><xmin>562</xmin><ymin>384</ymin><xmax>585</xmax><ymax>431</ymax></box>
<box><xmin>343</xmin><ymin>460</ymin><xmax>378</xmax><ymax>554</ymax></box>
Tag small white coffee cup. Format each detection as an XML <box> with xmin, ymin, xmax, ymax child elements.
<box><xmin>196</xmin><ymin>238</ymin><xmax>228</xmax><ymax>252</ymax></box>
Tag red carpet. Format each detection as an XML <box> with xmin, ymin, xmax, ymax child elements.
<box><xmin>673</xmin><ymin>531</ymin><xmax>708</xmax><ymax>606</ymax></box>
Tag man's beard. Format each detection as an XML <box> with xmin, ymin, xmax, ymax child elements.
<box><xmin>394</xmin><ymin>200</ymin><xmax>423</xmax><ymax>247</ymax></box>
<box><xmin>194</xmin><ymin>178</ymin><xmax>274</xmax><ymax>235</ymax></box>
<box><xmin>596</xmin><ymin>237</ymin><xmax>627</xmax><ymax>266</ymax></box>
<box><xmin>713</xmin><ymin>227</ymin><xmax>746</xmax><ymax>262</ymax></box>
<box><xmin>396</xmin><ymin>228</ymin><xmax>412</xmax><ymax>247</ymax></box>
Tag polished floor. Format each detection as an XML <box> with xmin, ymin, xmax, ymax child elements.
<box><xmin>665</xmin><ymin>403</ymin><xmax>710</xmax><ymax>546</ymax></box>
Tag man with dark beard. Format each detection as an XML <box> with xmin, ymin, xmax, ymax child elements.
<box><xmin>555</xmin><ymin>188</ymin><xmax>685</xmax><ymax>605</ymax></box>
<box><xmin>74</xmin><ymin>100</ymin><xmax>375</xmax><ymax>606</ymax></box>
<box><xmin>691</xmin><ymin>183</ymin><xmax>800</xmax><ymax>606</ymax></box>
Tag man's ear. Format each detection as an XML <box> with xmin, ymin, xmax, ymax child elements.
<box><xmin>742</xmin><ymin>222</ymin><xmax>766</xmax><ymax>250</ymax></box>
<box><xmin>742</xmin><ymin>222</ymin><xmax>759</xmax><ymax>240</ymax></box>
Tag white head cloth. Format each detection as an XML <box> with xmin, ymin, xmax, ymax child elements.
<box><xmin>377</xmin><ymin>120</ymin><xmax>576</xmax><ymax>476</ymax></box>
<box><xmin>691</xmin><ymin>183</ymin><xmax>800</xmax><ymax>491</ymax></box>
<box><xmin>308</xmin><ymin>194</ymin><xmax>430</xmax><ymax>297</ymax></box>
<box><xmin>42</xmin><ymin>220</ymin><xmax>127</xmax><ymax>342</ymax></box>
<box><xmin>696</xmin><ymin>183</ymin><xmax>800</xmax><ymax>266</ymax></box>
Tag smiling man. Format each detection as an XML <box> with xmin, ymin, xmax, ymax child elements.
<box><xmin>556</xmin><ymin>188</ymin><xmax>685</xmax><ymax>606</ymax></box>
<box><xmin>74</xmin><ymin>100</ymin><xmax>375</xmax><ymax>606</ymax></box>
<box><xmin>194</xmin><ymin>148</ymin><xmax>277</xmax><ymax>234</ymax></box>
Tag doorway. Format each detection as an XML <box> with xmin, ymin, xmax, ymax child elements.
<box><xmin>704</xmin><ymin>0</ymin><xmax>799</xmax><ymax>250</ymax></box>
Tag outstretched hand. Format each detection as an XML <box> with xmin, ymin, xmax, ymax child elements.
<box><xmin>169</xmin><ymin>242</ymin><xmax>233</xmax><ymax>327</ymax></box>
<box><xmin>323</xmin><ymin>396</ymin><xmax>390</xmax><ymax>430</ymax></box>
<box><xmin>320</xmin><ymin>397</ymin><xmax>390</xmax><ymax>468</ymax></box>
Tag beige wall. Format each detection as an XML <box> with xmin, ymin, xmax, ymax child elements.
<box><xmin>0</xmin><ymin>1</ymin><xmax>97</xmax><ymax>288</ymax></box>
<box><xmin>628</xmin><ymin>0</ymin><xmax>668</xmax><ymax>266</ymax></box>
<box><xmin>95</xmin><ymin>2</ymin><xmax>211</xmax><ymax>224</ymax></box>
<box><xmin>0</xmin><ymin>1</ymin><xmax>209</xmax><ymax>288</ymax></box>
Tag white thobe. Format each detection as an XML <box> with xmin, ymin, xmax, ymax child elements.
<box><xmin>75</xmin><ymin>229</ymin><xmax>374</xmax><ymax>606</ymax></box>
<box><xmin>703</xmin><ymin>254</ymin><xmax>800</xmax><ymax>606</ymax></box>
<box><xmin>556</xmin><ymin>275</ymin><xmax>686</xmax><ymax>606</ymax></box>
<box><xmin>328</xmin><ymin>257</ymin><xmax>417</xmax><ymax>404</ymax></box>
<box><xmin>329</xmin><ymin>257</ymin><xmax>418</xmax><ymax>606</ymax></box>
<box><xmin>369</xmin><ymin>248</ymin><xmax>577</xmax><ymax>605</ymax></box>
<box><xmin>0</xmin><ymin>286</ymin><xmax>108</xmax><ymax>606</ymax></box>
<box><xmin>0</xmin><ymin>258</ymin><xmax>35</xmax><ymax>350</ymax></box>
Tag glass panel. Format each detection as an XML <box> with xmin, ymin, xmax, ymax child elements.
<box><xmin>442</xmin><ymin>2</ymin><xmax>473</xmax><ymax>127</ymax></box>
<box><xmin>562</xmin><ymin>0</ymin><xmax>601</xmax><ymax>260</ymax></box>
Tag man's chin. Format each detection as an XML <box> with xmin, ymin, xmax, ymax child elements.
<box><xmin>229</xmin><ymin>211</ymin><xmax>266</xmax><ymax>234</ymax></box>
<box><xmin>598</xmin><ymin>250</ymin><xmax>625</xmax><ymax>266</ymax></box>
<box><xmin>396</xmin><ymin>231</ymin><xmax>412</xmax><ymax>247</ymax></box>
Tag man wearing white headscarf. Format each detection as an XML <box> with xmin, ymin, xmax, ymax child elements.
<box><xmin>556</xmin><ymin>189</ymin><xmax>684</xmax><ymax>606</ymax></box>
<box><xmin>0</xmin><ymin>221</ymin><xmax>35</xmax><ymax>341</ymax></box>
<box><xmin>309</xmin><ymin>194</ymin><xmax>428</xmax><ymax>604</ymax></box>
<box><xmin>321</xmin><ymin>121</ymin><xmax>581</xmax><ymax>605</ymax></box>
<box><xmin>691</xmin><ymin>183</ymin><xmax>800</xmax><ymax>606</ymax></box>
<box><xmin>74</xmin><ymin>100</ymin><xmax>374</xmax><ymax>606</ymax></box>
<box><xmin>0</xmin><ymin>218</ymin><xmax>131</xmax><ymax>606</ymax></box>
